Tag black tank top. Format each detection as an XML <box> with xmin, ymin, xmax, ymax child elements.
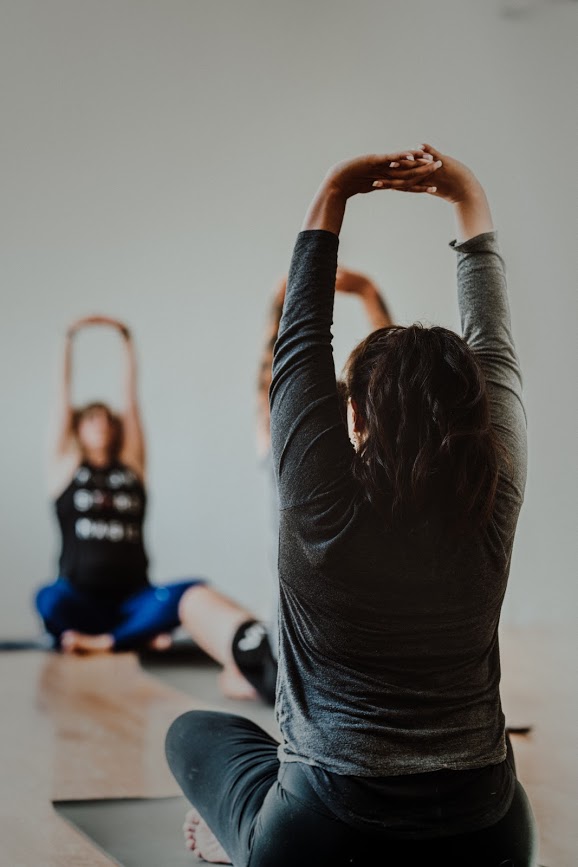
<box><xmin>55</xmin><ymin>460</ymin><xmax>149</xmax><ymax>601</ymax></box>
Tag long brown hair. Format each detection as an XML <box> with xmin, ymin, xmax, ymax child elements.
<box><xmin>72</xmin><ymin>402</ymin><xmax>123</xmax><ymax>462</ymax></box>
<box><xmin>344</xmin><ymin>324</ymin><xmax>504</xmax><ymax>534</ymax></box>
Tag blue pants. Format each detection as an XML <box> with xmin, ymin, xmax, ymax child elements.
<box><xmin>35</xmin><ymin>577</ymin><xmax>204</xmax><ymax>650</ymax></box>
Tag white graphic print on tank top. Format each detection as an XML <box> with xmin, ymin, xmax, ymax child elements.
<box><xmin>55</xmin><ymin>461</ymin><xmax>149</xmax><ymax>598</ymax></box>
<box><xmin>72</xmin><ymin>466</ymin><xmax>143</xmax><ymax>543</ymax></box>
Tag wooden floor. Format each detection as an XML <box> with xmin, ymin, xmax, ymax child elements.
<box><xmin>0</xmin><ymin>628</ymin><xmax>576</xmax><ymax>866</ymax></box>
<box><xmin>0</xmin><ymin>652</ymin><xmax>196</xmax><ymax>866</ymax></box>
<box><xmin>499</xmin><ymin>628</ymin><xmax>578</xmax><ymax>866</ymax></box>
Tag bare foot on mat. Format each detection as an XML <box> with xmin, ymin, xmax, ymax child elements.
<box><xmin>218</xmin><ymin>664</ymin><xmax>258</xmax><ymax>701</ymax></box>
<box><xmin>147</xmin><ymin>633</ymin><xmax>173</xmax><ymax>651</ymax></box>
<box><xmin>183</xmin><ymin>807</ymin><xmax>232</xmax><ymax>864</ymax></box>
<box><xmin>60</xmin><ymin>630</ymin><xmax>114</xmax><ymax>654</ymax></box>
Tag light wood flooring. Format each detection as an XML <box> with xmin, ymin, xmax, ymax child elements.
<box><xmin>0</xmin><ymin>626</ymin><xmax>575</xmax><ymax>865</ymax></box>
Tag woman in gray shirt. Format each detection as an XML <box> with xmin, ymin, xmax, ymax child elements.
<box><xmin>166</xmin><ymin>143</ymin><xmax>537</xmax><ymax>865</ymax></box>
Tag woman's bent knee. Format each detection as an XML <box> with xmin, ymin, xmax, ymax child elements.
<box><xmin>166</xmin><ymin>710</ymin><xmax>199</xmax><ymax>752</ymax></box>
<box><xmin>166</xmin><ymin>710</ymin><xmax>227</xmax><ymax>763</ymax></box>
<box><xmin>165</xmin><ymin>710</ymin><xmax>265</xmax><ymax>770</ymax></box>
<box><xmin>35</xmin><ymin>584</ymin><xmax>60</xmax><ymax>620</ymax></box>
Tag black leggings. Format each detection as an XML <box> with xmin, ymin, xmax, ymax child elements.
<box><xmin>165</xmin><ymin>711</ymin><xmax>538</xmax><ymax>867</ymax></box>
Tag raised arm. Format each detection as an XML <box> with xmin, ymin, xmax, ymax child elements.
<box><xmin>256</xmin><ymin>278</ymin><xmax>286</xmax><ymax>458</ymax></box>
<box><xmin>113</xmin><ymin>321</ymin><xmax>146</xmax><ymax>479</ymax></box>
<box><xmin>414</xmin><ymin>143</ymin><xmax>494</xmax><ymax>241</ymax></box>
<box><xmin>271</xmin><ymin>151</ymin><xmax>440</xmax><ymax>511</ymax></box>
<box><xmin>53</xmin><ymin>329</ymin><xmax>75</xmax><ymax>456</ymax></box>
<box><xmin>51</xmin><ymin>316</ymin><xmax>145</xmax><ymax>486</ymax></box>
<box><xmin>360</xmin><ymin>282</ymin><xmax>393</xmax><ymax>330</ymax></box>
<box><xmin>335</xmin><ymin>269</ymin><xmax>393</xmax><ymax>330</ymax></box>
<box><xmin>417</xmin><ymin>143</ymin><xmax>527</xmax><ymax>516</ymax></box>
<box><xmin>258</xmin><ymin>267</ymin><xmax>391</xmax><ymax>460</ymax></box>
<box><xmin>47</xmin><ymin>316</ymin><xmax>95</xmax><ymax>496</ymax></box>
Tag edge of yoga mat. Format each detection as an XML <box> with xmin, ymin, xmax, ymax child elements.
<box><xmin>54</xmin><ymin>796</ymin><xmax>192</xmax><ymax>867</ymax></box>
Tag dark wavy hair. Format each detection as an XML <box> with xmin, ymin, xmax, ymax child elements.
<box><xmin>72</xmin><ymin>402</ymin><xmax>123</xmax><ymax>462</ymax></box>
<box><xmin>343</xmin><ymin>324</ymin><xmax>504</xmax><ymax>534</ymax></box>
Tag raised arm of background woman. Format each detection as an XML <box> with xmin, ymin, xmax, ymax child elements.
<box><xmin>48</xmin><ymin>315</ymin><xmax>145</xmax><ymax>497</ymax></box>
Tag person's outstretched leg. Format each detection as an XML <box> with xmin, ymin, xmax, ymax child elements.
<box><xmin>112</xmin><ymin>579</ymin><xmax>204</xmax><ymax>650</ymax></box>
<box><xmin>178</xmin><ymin>584</ymin><xmax>261</xmax><ymax>699</ymax></box>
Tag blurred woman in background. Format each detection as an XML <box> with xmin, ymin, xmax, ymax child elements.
<box><xmin>35</xmin><ymin>315</ymin><xmax>202</xmax><ymax>653</ymax></box>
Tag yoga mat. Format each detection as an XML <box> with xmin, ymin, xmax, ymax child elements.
<box><xmin>55</xmin><ymin>796</ymin><xmax>193</xmax><ymax>867</ymax></box>
<box><xmin>0</xmin><ymin>635</ymin><xmax>55</xmax><ymax>650</ymax></box>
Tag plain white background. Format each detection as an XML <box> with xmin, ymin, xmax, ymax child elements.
<box><xmin>1</xmin><ymin>0</ymin><xmax>576</xmax><ymax>636</ymax></box>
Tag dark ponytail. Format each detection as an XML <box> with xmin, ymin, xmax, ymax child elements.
<box><xmin>344</xmin><ymin>324</ymin><xmax>505</xmax><ymax>534</ymax></box>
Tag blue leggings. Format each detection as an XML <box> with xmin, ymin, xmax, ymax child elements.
<box><xmin>35</xmin><ymin>577</ymin><xmax>204</xmax><ymax>650</ymax></box>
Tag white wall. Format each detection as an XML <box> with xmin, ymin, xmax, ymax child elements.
<box><xmin>1</xmin><ymin>0</ymin><xmax>576</xmax><ymax>635</ymax></box>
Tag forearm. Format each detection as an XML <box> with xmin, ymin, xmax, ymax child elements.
<box><xmin>121</xmin><ymin>333</ymin><xmax>139</xmax><ymax>409</ymax></box>
<box><xmin>256</xmin><ymin>280</ymin><xmax>285</xmax><ymax>443</ymax></box>
<box><xmin>361</xmin><ymin>287</ymin><xmax>393</xmax><ymax>330</ymax></box>
<box><xmin>119</xmin><ymin>331</ymin><xmax>146</xmax><ymax>470</ymax></box>
<box><xmin>454</xmin><ymin>183</ymin><xmax>493</xmax><ymax>243</ymax></box>
<box><xmin>54</xmin><ymin>335</ymin><xmax>74</xmax><ymax>451</ymax></box>
<box><xmin>61</xmin><ymin>334</ymin><xmax>73</xmax><ymax>403</ymax></box>
<box><xmin>271</xmin><ymin>230</ymin><xmax>344</xmax><ymax>507</ymax></box>
<box><xmin>258</xmin><ymin>282</ymin><xmax>285</xmax><ymax>392</ymax></box>
<box><xmin>256</xmin><ymin>361</ymin><xmax>272</xmax><ymax>451</ymax></box>
<box><xmin>302</xmin><ymin>181</ymin><xmax>347</xmax><ymax>236</ymax></box>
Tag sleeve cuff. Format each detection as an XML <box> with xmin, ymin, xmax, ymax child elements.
<box><xmin>297</xmin><ymin>228</ymin><xmax>340</xmax><ymax>245</ymax></box>
<box><xmin>449</xmin><ymin>230</ymin><xmax>499</xmax><ymax>254</ymax></box>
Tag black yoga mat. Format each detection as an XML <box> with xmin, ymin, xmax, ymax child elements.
<box><xmin>55</xmin><ymin>796</ymin><xmax>193</xmax><ymax>867</ymax></box>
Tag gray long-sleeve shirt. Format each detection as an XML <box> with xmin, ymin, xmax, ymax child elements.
<box><xmin>270</xmin><ymin>229</ymin><xmax>527</xmax><ymax>780</ymax></box>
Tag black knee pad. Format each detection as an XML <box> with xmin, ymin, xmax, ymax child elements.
<box><xmin>232</xmin><ymin>620</ymin><xmax>277</xmax><ymax>706</ymax></box>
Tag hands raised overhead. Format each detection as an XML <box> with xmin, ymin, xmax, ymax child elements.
<box><xmin>334</xmin><ymin>269</ymin><xmax>375</xmax><ymax>297</ymax></box>
<box><xmin>325</xmin><ymin>148</ymin><xmax>442</xmax><ymax>199</ymax></box>
<box><xmin>67</xmin><ymin>315</ymin><xmax>130</xmax><ymax>340</ymax></box>
<box><xmin>323</xmin><ymin>143</ymin><xmax>481</xmax><ymax>202</ymax></box>
<box><xmin>304</xmin><ymin>143</ymin><xmax>491</xmax><ymax>241</ymax></box>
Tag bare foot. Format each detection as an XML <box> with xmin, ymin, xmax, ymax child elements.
<box><xmin>147</xmin><ymin>633</ymin><xmax>173</xmax><ymax>651</ymax></box>
<box><xmin>60</xmin><ymin>631</ymin><xmax>114</xmax><ymax>654</ymax></box>
<box><xmin>182</xmin><ymin>807</ymin><xmax>231</xmax><ymax>863</ymax></box>
<box><xmin>218</xmin><ymin>664</ymin><xmax>258</xmax><ymax>701</ymax></box>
